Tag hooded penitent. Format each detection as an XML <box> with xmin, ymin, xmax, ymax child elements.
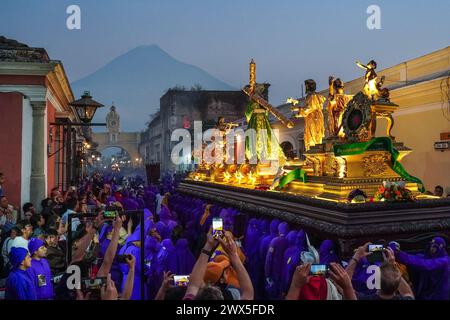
<box><xmin>144</xmin><ymin>236</ymin><xmax>163</xmax><ymax>300</ymax></box>
<box><xmin>396</xmin><ymin>236</ymin><xmax>449</xmax><ymax>300</ymax></box>
<box><xmin>280</xmin><ymin>230</ymin><xmax>298</xmax><ymax>294</ymax></box>
<box><xmin>118</xmin><ymin>227</ymin><xmax>142</xmax><ymax>300</ymax></box>
<box><xmin>175</xmin><ymin>238</ymin><xmax>195</xmax><ymax>275</ymax></box>
<box><xmin>157</xmin><ymin>239</ymin><xmax>177</xmax><ymax>274</ymax></box>
<box><xmin>156</xmin><ymin>205</ymin><xmax>177</xmax><ymax>240</ymax></box>
<box><xmin>265</xmin><ymin>222</ymin><xmax>290</xmax><ymax>299</ymax></box>
<box><xmin>319</xmin><ymin>240</ymin><xmax>340</xmax><ymax>264</ymax></box>
<box><xmin>281</xmin><ymin>230</ymin><xmax>309</xmax><ymax>295</ymax></box>
<box><xmin>259</xmin><ymin>219</ymin><xmax>280</xmax><ymax>264</ymax></box>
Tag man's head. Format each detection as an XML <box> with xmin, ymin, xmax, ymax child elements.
<box><xmin>195</xmin><ymin>285</ymin><xmax>224</xmax><ymax>300</ymax></box>
<box><xmin>379</xmin><ymin>262</ymin><xmax>402</xmax><ymax>296</ymax></box>
<box><xmin>51</xmin><ymin>187</ymin><xmax>61</xmax><ymax>198</ymax></box>
<box><xmin>164</xmin><ymin>286</ymin><xmax>187</xmax><ymax>300</ymax></box>
<box><xmin>0</xmin><ymin>196</ymin><xmax>8</xmax><ymax>209</ymax></box>
<box><xmin>28</xmin><ymin>238</ymin><xmax>47</xmax><ymax>259</ymax></box>
<box><xmin>204</xmin><ymin>255</ymin><xmax>239</xmax><ymax>288</ymax></box>
<box><xmin>45</xmin><ymin>230</ymin><xmax>59</xmax><ymax>247</ymax></box>
<box><xmin>66</xmin><ymin>197</ymin><xmax>79</xmax><ymax>211</ymax></box>
<box><xmin>30</xmin><ymin>214</ymin><xmax>45</xmax><ymax>229</ymax></box>
<box><xmin>0</xmin><ymin>172</ymin><xmax>5</xmax><ymax>185</ymax></box>
<box><xmin>9</xmin><ymin>247</ymin><xmax>32</xmax><ymax>270</ymax></box>
<box><xmin>16</xmin><ymin>219</ymin><xmax>33</xmax><ymax>240</ymax></box>
<box><xmin>22</xmin><ymin>202</ymin><xmax>35</xmax><ymax>215</ymax></box>
<box><xmin>434</xmin><ymin>185</ymin><xmax>444</xmax><ymax>197</ymax></box>
<box><xmin>9</xmin><ymin>227</ymin><xmax>20</xmax><ymax>239</ymax></box>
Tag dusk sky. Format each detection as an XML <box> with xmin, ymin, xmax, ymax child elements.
<box><xmin>1</xmin><ymin>0</ymin><xmax>449</xmax><ymax>111</ymax></box>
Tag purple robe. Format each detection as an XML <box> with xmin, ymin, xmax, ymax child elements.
<box><xmin>175</xmin><ymin>238</ymin><xmax>195</xmax><ymax>275</ymax></box>
<box><xmin>319</xmin><ymin>240</ymin><xmax>340</xmax><ymax>264</ymax></box>
<box><xmin>157</xmin><ymin>239</ymin><xmax>178</xmax><ymax>273</ymax></box>
<box><xmin>264</xmin><ymin>222</ymin><xmax>290</xmax><ymax>299</ymax></box>
<box><xmin>259</xmin><ymin>219</ymin><xmax>280</xmax><ymax>264</ymax></box>
<box><xmin>144</xmin><ymin>237</ymin><xmax>163</xmax><ymax>300</ymax></box>
<box><xmin>118</xmin><ymin>228</ymin><xmax>143</xmax><ymax>300</ymax></box>
<box><xmin>156</xmin><ymin>206</ymin><xmax>178</xmax><ymax>239</ymax></box>
<box><xmin>27</xmin><ymin>258</ymin><xmax>54</xmax><ymax>300</ymax></box>
<box><xmin>280</xmin><ymin>230</ymin><xmax>298</xmax><ymax>294</ymax></box>
<box><xmin>396</xmin><ymin>237</ymin><xmax>449</xmax><ymax>300</ymax></box>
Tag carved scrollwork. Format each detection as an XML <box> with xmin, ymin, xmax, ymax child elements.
<box><xmin>362</xmin><ymin>154</ymin><xmax>389</xmax><ymax>177</ymax></box>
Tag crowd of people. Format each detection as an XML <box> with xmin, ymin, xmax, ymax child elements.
<box><xmin>0</xmin><ymin>171</ymin><xmax>449</xmax><ymax>300</ymax></box>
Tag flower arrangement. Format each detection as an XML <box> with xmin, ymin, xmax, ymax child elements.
<box><xmin>373</xmin><ymin>181</ymin><xmax>414</xmax><ymax>202</ymax></box>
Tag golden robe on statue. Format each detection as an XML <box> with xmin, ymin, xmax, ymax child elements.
<box><xmin>294</xmin><ymin>94</ymin><xmax>326</xmax><ymax>151</ymax></box>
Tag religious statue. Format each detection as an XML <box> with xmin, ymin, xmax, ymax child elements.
<box><xmin>355</xmin><ymin>59</ymin><xmax>389</xmax><ymax>101</ymax></box>
<box><xmin>242</xmin><ymin>59</ymin><xmax>291</xmax><ymax>165</ymax></box>
<box><xmin>216</xmin><ymin>116</ymin><xmax>238</xmax><ymax>134</ymax></box>
<box><xmin>244</xmin><ymin>84</ymin><xmax>286</xmax><ymax>165</ymax></box>
<box><xmin>326</xmin><ymin>76</ymin><xmax>352</xmax><ymax>137</ymax></box>
<box><xmin>289</xmin><ymin>79</ymin><xmax>325</xmax><ymax>151</ymax></box>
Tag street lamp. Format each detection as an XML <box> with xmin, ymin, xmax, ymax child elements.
<box><xmin>69</xmin><ymin>91</ymin><xmax>104</xmax><ymax>123</ymax></box>
<box><xmin>48</xmin><ymin>91</ymin><xmax>107</xmax><ymax>192</ymax></box>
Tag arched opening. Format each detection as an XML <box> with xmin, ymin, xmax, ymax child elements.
<box><xmin>90</xmin><ymin>146</ymin><xmax>144</xmax><ymax>178</ymax></box>
<box><xmin>281</xmin><ymin>141</ymin><xmax>295</xmax><ymax>160</ymax></box>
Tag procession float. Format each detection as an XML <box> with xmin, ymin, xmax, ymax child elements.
<box><xmin>180</xmin><ymin>59</ymin><xmax>450</xmax><ymax>257</ymax></box>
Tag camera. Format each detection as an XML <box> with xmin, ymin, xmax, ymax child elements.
<box><xmin>82</xmin><ymin>277</ymin><xmax>106</xmax><ymax>291</ymax></box>
<box><xmin>367</xmin><ymin>244</ymin><xmax>385</xmax><ymax>264</ymax></box>
<box><xmin>117</xmin><ymin>254</ymin><xmax>132</xmax><ymax>263</ymax></box>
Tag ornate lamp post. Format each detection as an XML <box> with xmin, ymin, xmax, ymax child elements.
<box><xmin>49</xmin><ymin>91</ymin><xmax>106</xmax><ymax>190</ymax></box>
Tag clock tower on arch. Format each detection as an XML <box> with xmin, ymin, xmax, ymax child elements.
<box><xmin>106</xmin><ymin>105</ymin><xmax>120</xmax><ymax>143</ymax></box>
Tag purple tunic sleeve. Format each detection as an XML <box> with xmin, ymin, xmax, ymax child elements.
<box><xmin>397</xmin><ymin>251</ymin><xmax>448</xmax><ymax>271</ymax></box>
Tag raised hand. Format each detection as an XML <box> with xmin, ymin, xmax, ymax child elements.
<box><xmin>101</xmin><ymin>273</ymin><xmax>119</xmax><ymax>300</ymax></box>
<box><xmin>292</xmin><ymin>263</ymin><xmax>311</xmax><ymax>289</ymax></box>
<box><xmin>352</xmin><ymin>242</ymin><xmax>372</xmax><ymax>262</ymax></box>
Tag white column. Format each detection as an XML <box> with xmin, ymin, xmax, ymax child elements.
<box><xmin>29</xmin><ymin>101</ymin><xmax>47</xmax><ymax>207</ymax></box>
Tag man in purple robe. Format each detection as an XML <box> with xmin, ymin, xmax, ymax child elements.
<box><xmin>395</xmin><ymin>237</ymin><xmax>449</xmax><ymax>300</ymax></box>
<box><xmin>5</xmin><ymin>247</ymin><xmax>37</xmax><ymax>300</ymax></box>
<box><xmin>157</xmin><ymin>238</ymin><xmax>177</xmax><ymax>273</ymax></box>
<box><xmin>27</xmin><ymin>238</ymin><xmax>54</xmax><ymax>300</ymax></box>
<box><xmin>156</xmin><ymin>205</ymin><xmax>177</xmax><ymax>240</ymax></box>
<box><xmin>265</xmin><ymin>221</ymin><xmax>290</xmax><ymax>299</ymax></box>
<box><xmin>280</xmin><ymin>230</ymin><xmax>298</xmax><ymax>295</ymax></box>
<box><xmin>175</xmin><ymin>238</ymin><xmax>195</xmax><ymax>275</ymax></box>
<box><xmin>144</xmin><ymin>236</ymin><xmax>163</xmax><ymax>299</ymax></box>
<box><xmin>118</xmin><ymin>227</ymin><xmax>143</xmax><ymax>299</ymax></box>
<box><xmin>319</xmin><ymin>240</ymin><xmax>340</xmax><ymax>264</ymax></box>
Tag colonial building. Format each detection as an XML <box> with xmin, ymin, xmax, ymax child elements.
<box><xmin>0</xmin><ymin>36</ymin><xmax>83</xmax><ymax>208</ymax></box>
<box><xmin>140</xmin><ymin>89</ymin><xmax>250</xmax><ymax>173</ymax></box>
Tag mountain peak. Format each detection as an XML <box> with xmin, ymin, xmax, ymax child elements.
<box><xmin>71</xmin><ymin>44</ymin><xmax>234</xmax><ymax>131</ymax></box>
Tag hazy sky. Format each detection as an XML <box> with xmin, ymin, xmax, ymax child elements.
<box><xmin>1</xmin><ymin>0</ymin><xmax>449</xmax><ymax>109</ymax></box>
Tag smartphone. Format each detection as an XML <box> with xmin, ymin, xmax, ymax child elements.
<box><xmin>368</xmin><ymin>244</ymin><xmax>385</xmax><ymax>264</ymax></box>
<box><xmin>52</xmin><ymin>274</ymin><xmax>64</xmax><ymax>285</ymax></box>
<box><xmin>309</xmin><ymin>264</ymin><xmax>329</xmax><ymax>277</ymax></box>
<box><xmin>173</xmin><ymin>275</ymin><xmax>190</xmax><ymax>287</ymax></box>
<box><xmin>212</xmin><ymin>217</ymin><xmax>223</xmax><ymax>239</ymax></box>
<box><xmin>104</xmin><ymin>210</ymin><xmax>118</xmax><ymax>219</ymax></box>
<box><xmin>82</xmin><ymin>277</ymin><xmax>106</xmax><ymax>291</ymax></box>
<box><xmin>117</xmin><ymin>254</ymin><xmax>132</xmax><ymax>263</ymax></box>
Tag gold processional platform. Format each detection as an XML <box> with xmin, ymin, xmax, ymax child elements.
<box><xmin>181</xmin><ymin>59</ymin><xmax>449</xmax><ymax>256</ymax></box>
